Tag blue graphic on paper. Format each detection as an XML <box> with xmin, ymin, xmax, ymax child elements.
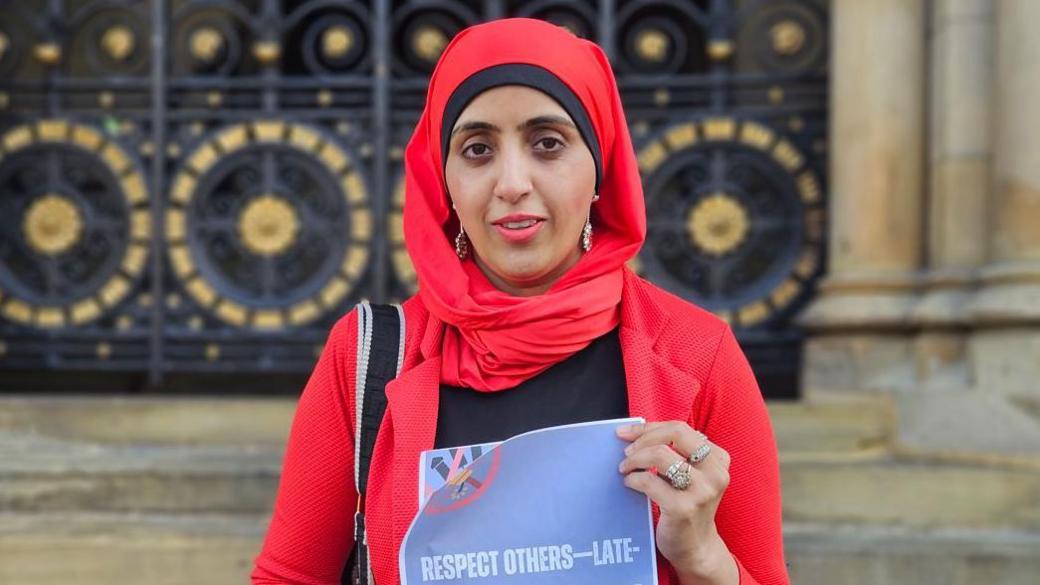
<box><xmin>400</xmin><ymin>418</ymin><xmax>657</xmax><ymax>585</ymax></box>
<box><xmin>420</xmin><ymin>442</ymin><xmax>501</xmax><ymax>507</ymax></box>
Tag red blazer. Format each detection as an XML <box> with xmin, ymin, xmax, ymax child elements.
<box><xmin>252</xmin><ymin>269</ymin><xmax>789</xmax><ymax>585</ymax></box>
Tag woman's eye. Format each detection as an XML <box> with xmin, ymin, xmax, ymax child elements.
<box><xmin>535</xmin><ymin>137</ymin><xmax>563</xmax><ymax>151</ymax></box>
<box><xmin>462</xmin><ymin>143</ymin><xmax>490</xmax><ymax>157</ymax></box>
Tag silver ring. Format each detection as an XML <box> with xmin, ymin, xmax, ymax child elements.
<box><xmin>688</xmin><ymin>442</ymin><xmax>712</xmax><ymax>465</ymax></box>
<box><xmin>665</xmin><ymin>459</ymin><xmax>692</xmax><ymax>490</ymax></box>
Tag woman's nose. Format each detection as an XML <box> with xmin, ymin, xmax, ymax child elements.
<box><xmin>492</xmin><ymin>147</ymin><xmax>533</xmax><ymax>203</ymax></box>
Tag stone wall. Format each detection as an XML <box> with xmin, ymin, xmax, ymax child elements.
<box><xmin>799</xmin><ymin>0</ymin><xmax>1040</xmax><ymax>461</ymax></box>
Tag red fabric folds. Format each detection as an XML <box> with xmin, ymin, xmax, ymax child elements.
<box><xmin>403</xmin><ymin>18</ymin><xmax>647</xmax><ymax>391</ymax></box>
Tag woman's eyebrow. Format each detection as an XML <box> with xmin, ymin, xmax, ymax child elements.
<box><xmin>451</xmin><ymin>121</ymin><xmax>497</xmax><ymax>139</ymax></box>
<box><xmin>451</xmin><ymin>115</ymin><xmax>576</xmax><ymax>139</ymax></box>
<box><xmin>519</xmin><ymin>115</ymin><xmax>576</xmax><ymax>131</ymax></box>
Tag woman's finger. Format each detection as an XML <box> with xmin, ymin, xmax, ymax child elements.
<box><xmin>621</xmin><ymin>470</ymin><xmax>686</xmax><ymax>514</ymax></box>
<box><xmin>620</xmin><ymin>444</ymin><xmax>718</xmax><ymax>496</ymax></box>
<box><xmin>619</xmin><ymin>421</ymin><xmax>708</xmax><ymax>460</ymax></box>
<box><xmin>619</xmin><ymin>443</ymin><xmax>686</xmax><ymax>475</ymax></box>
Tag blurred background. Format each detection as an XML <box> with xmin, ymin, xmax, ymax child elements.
<box><xmin>0</xmin><ymin>0</ymin><xmax>1036</xmax><ymax>583</ymax></box>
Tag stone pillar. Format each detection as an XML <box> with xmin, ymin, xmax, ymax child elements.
<box><xmin>896</xmin><ymin>0</ymin><xmax>1037</xmax><ymax>458</ymax></box>
<box><xmin>799</xmin><ymin>0</ymin><xmax>926</xmax><ymax>396</ymax></box>
<box><xmin>968</xmin><ymin>0</ymin><xmax>1040</xmax><ymax>395</ymax></box>
<box><xmin>898</xmin><ymin>0</ymin><xmax>1040</xmax><ymax>460</ymax></box>
<box><xmin>912</xmin><ymin>0</ymin><xmax>992</xmax><ymax>388</ymax></box>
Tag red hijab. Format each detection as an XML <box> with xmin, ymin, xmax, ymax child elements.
<box><xmin>403</xmin><ymin>18</ymin><xmax>646</xmax><ymax>391</ymax></box>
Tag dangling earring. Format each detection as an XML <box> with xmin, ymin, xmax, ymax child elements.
<box><xmin>581</xmin><ymin>193</ymin><xmax>598</xmax><ymax>253</ymax></box>
<box><xmin>581</xmin><ymin>214</ymin><xmax>593</xmax><ymax>252</ymax></box>
<box><xmin>451</xmin><ymin>200</ymin><xmax>468</xmax><ymax>260</ymax></box>
<box><xmin>455</xmin><ymin>226</ymin><xmax>469</xmax><ymax>259</ymax></box>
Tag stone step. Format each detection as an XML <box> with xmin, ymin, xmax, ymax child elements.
<box><xmin>785</xmin><ymin>522</ymin><xmax>1040</xmax><ymax>585</ymax></box>
<box><xmin>0</xmin><ymin>511</ymin><xmax>267</xmax><ymax>585</ymax></box>
<box><xmin>2</xmin><ymin>396</ymin><xmax>1029</xmax><ymax>530</ymax></box>
<box><xmin>769</xmin><ymin>395</ymin><xmax>893</xmax><ymax>462</ymax></box>
<box><xmin>0</xmin><ymin>394</ymin><xmax>891</xmax><ymax>455</ymax></box>
<box><xmin>781</xmin><ymin>458</ymin><xmax>1040</xmax><ymax>531</ymax></box>
<box><xmin>0</xmin><ymin>395</ymin><xmax>295</xmax><ymax>446</ymax></box>
<box><xmin>3</xmin><ymin>512</ymin><xmax>1038</xmax><ymax>585</ymax></box>
<box><xmin>0</xmin><ymin>430</ymin><xmax>280</xmax><ymax>514</ymax></box>
<box><xmin>6</xmin><ymin>426</ymin><xmax>1036</xmax><ymax>532</ymax></box>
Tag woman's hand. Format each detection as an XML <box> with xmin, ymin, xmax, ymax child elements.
<box><xmin>616</xmin><ymin>421</ymin><xmax>738</xmax><ymax>585</ymax></box>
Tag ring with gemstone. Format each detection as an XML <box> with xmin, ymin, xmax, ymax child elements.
<box><xmin>665</xmin><ymin>459</ymin><xmax>692</xmax><ymax>490</ymax></box>
<box><xmin>688</xmin><ymin>442</ymin><xmax>712</xmax><ymax>465</ymax></box>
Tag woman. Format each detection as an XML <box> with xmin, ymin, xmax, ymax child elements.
<box><xmin>253</xmin><ymin>18</ymin><xmax>788</xmax><ymax>585</ymax></box>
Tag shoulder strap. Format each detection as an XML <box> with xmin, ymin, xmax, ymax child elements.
<box><xmin>347</xmin><ymin>301</ymin><xmax>404</xmax><ymax>585</ymax></box>
<box><xmin>354</xmin><ymin>301</ymin><xmax>405</xmax><ymax>493</ymax></box>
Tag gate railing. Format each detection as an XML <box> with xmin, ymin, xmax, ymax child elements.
<box><xmin>0</xmin><ymin>0</ymin><xmax>828</xmax><ymax>398</ymax></box>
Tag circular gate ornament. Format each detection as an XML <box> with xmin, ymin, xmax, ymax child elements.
<box><xmin>744</xmin><ymin>2</ymin><xmax>827</xmax><ymax>74</ymax></box>
<box><xmin>166</xmin><ymin>121</ymin><xmax>372</xmax><ymax>330</ymax></box>
<box><xmin>75</xmin><ymin>8</ymin><xmax>150</xmax><ymax>76</ymax></box>
<box><xmin>23</xmin><ymin>194</ymin><xmax>85</xmax><ymax>256</ymax></box>
<box><xmin>636</xmin><ymin>117</ymin><xmax>825</xmax><ymax>328</ymax></box>
<box><xmin>392</xmin><ymin>3</ymin><xmax>477</xmax><ymax>75</ymax></box>
<box><xmin>237</xmin><ymin>194</ymin><xmax>300</xmax><ymax>256</ymax></box>
<box><xmin>687</xmin><ymin>192</ymin><xmax>750</xmax><ymax>257</ymax></box>
<box><xmin>0</xmin><ymin>120</ymin><xmax>150</xmax><ymax>328</ymax></box>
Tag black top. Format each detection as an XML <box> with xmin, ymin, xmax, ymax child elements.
<box><xmin>434</xmin><ymin>328</ymin><xmax>629</xmax><ymax>449</ymax></box>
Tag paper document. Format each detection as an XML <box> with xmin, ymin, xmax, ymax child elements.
<box><xmin>400</xmin><ymin>417</ymin><xmax>657</xmax><ymax>585</ymax></box>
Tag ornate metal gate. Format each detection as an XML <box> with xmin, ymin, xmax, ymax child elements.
<box><xmin>0</xmin><ymin>0</ymin><xmax>828</xmax><ymax>397</ymax></box>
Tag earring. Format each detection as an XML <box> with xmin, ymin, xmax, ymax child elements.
<box><xmin>455</xmin><ymin>226</ymin><xmax>469</xmax><ymax>259</ymax></box>
<box><xmin>581</xmin><ymin>214</ymin><xmax>593</xmax><ymax>252</ymax></box>
<box><xmin>580</xmin><ymin>193</ymin><xmax>598</xmax><ymax>252</ymax></box>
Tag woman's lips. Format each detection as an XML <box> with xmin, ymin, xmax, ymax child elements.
<box><xmin>491</xmin><ymin>216</ymin><xmax>545</xmax><ymax>244</ymax></box>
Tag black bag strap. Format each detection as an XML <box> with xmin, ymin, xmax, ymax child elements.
<box><xmin>344</xmin><ymin>301</ymin><xmax>404</xmax><ymax>585</ymax></box>
<box><xmin>355</xmin><ymin>302</ymin><xmax>404</xmax><ymax>495</ymax></box>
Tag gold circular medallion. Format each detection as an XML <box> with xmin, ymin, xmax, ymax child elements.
<box><xmin>707</xmin><ymin>39</ymin><xmax>733</xmax><ymax>61</ymax></box>
<box><xmin>237</xmin><ymin>194</ymin><xmax>299</xmax><ymax>256</ymax></box>
<box><xmin>770</xmin><ymin>20</ymin><xmax>805</xmax><ymax>56</ymax></box>
<box><xmin>23</xmin><ymin>194</ymin><xmax>84</xmax><ymax>256</ymax></box>
<box><xmin>635</xmin><ymin>29</ymin><xmax>669</xmax><ymax>63</ymax></box>
<box><xmin>687</xmin><ymin>193</ymin><xmax>750</xmax><ymax>256</ymax></box>
<box><xmin>101</xmin><ymin>25</ymin><xmax>135</xmax><ymax>62</ymax></box>
<box><xmin>252</xmin><ymin>40</ymin><xmax>280</xmax><ymax>64</ymax></box>
<box><xmin>412</xmin><ymin>26</ymin><xmax>448</xmax><ymax>62</ymax></box>
<box><xmin>322</xmin><ymin>26</ymin><xmax>353</xmax><ymax>59</ymax></box>
<box><xmin>34</xmin><ymin>42</ymin><xmax>61</xmax><ymax>65</ymax></box>
<box><xmin>190</xmin><ymin>27</ymin><xmax>224</xmax><ymax>63</ymax></box>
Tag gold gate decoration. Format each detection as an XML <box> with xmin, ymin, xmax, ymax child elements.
<box><xmin>166</xmin><ymin>120</ymin><xmax>372</xmax><ymax>329</ymax></box>
<box><xmin>636</xmin><ymin>116</ymin><xmax>825</xmax><ymax>328</ymax></box>
<box><xmin>0</xmin><ymin>119</ymin><xmax>149</xmax><ymax>328</ymax></box>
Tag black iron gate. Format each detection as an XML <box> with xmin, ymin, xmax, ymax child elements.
<box><xmin>0</xmin><ymin>0</ymin><xmax>828</xmax><ymax>397</ymax></box>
